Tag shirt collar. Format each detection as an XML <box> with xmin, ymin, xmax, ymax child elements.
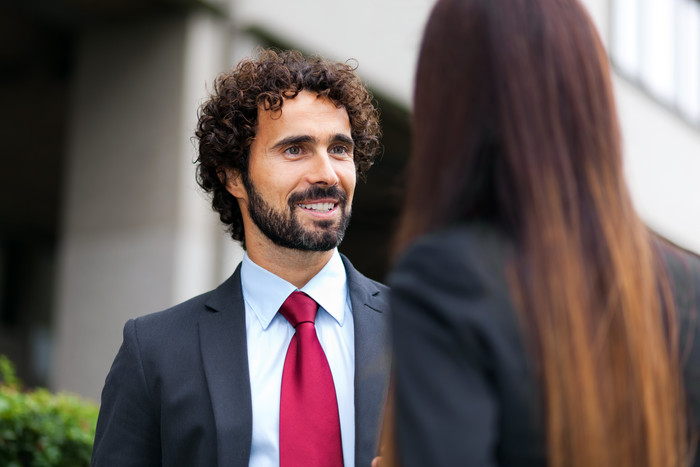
<box><xmin>240</xmin><ymin>249</ymin><xmax>349</xmax><ymax>330</ymax></box>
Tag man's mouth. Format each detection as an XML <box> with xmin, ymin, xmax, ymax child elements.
<box><xmin>298</xmin><ymin>202</ymin><xmax>336</xmax><ymax>212</ymax></box>
<box><xmin>288</xmin><ymin>185</ymin><xmax>347</xmax><ymax>215</ymax></box>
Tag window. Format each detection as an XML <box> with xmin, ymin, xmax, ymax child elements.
<box><xmin>611</xmin><ymin>0</ymin><xmax>700</xmax><ymax>125</ymax></box>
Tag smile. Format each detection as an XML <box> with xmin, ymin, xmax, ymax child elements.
<box><xmin>298</xmin><ymin>202</ymin><xmax>336</xmax><ymax>212</ymax></box>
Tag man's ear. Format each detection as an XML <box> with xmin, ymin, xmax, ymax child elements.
<box><xmin>220</xmin><ymin>168</ymin><xmax>247</xmax><ymax>199</ymax></box>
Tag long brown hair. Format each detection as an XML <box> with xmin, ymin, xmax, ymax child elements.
<box><xmin>391</xmin><ymin>0</ymin><xmax>688</xmax><ymax>466</ymax></box>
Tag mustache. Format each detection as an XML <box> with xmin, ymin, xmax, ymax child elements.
<box><xmin>288</xmin><ymin>185</ymin><xmax>348</xmax><ymax>207</ymax></box>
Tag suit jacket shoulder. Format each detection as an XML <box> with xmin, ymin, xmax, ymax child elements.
<box><xmin>657</xmin><ymin>239</ymin><xmax>700</xmax><ymax>464</ymax></box>
<box><xmin>92</xmin><ymin>266</ymin><xmax>252</xmax><ymax>467</ymax></box>
<box><xmin>656</xmin><ymin>238</ymin><xmax>700</xmax><ymax>313</ymax></box>
<box><xmin>390</xmin><ymin>223</ymin><xmax>543</xmax><ymax>466</ymax></box>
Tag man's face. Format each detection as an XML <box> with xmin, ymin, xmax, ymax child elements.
<box><xmin>227</xmin><ymin>90</ymin><xmax>357</xmax><ymax>252</ymax></box>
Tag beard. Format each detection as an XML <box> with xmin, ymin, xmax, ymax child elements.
<box><xmin>243</xmin><ymin>177</ymin><xmax>352</xmax><ymax>252</ymax></box>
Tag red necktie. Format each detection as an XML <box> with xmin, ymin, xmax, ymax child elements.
<box><xmin>279</xmin><ymin>291</ymin><xmax>343</xmax><ymax>467</ymax></box>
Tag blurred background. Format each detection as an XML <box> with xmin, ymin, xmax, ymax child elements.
<box><xmin>0</xmin><ymin>0</ymin><xmax>698</xmax><ymax>401</ymax></box>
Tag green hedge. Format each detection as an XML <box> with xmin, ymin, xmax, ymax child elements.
<box><xmin>0</xmin><ymin>355</ymin><xmax>98</xmax><ymax>466</ymax></box>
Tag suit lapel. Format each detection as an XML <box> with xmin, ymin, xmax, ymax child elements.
<box><xmin>197</xmin><ymin>257</ymin><xmax>390</xmax><ymax>466</ymax></box>
<box><xmin>198</xmin><ymin>265</ymin><xmax>252</xmax><ymax>467</ymax></box>
<box><xmin>342</xmin><ymin>255</ymin><xmax>391</xmax><ymax>467</ymax></box>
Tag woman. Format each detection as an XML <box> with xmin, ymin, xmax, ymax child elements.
<box><xmin>386</xmin><ymin>0</ymin><xmax>700</xmax><ymax>466</ymax></box>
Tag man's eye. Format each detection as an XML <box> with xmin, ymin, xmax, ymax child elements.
<box><xmin>330</xmin><ymin>145</ymin><xmax>349</xmax><ymax>155</ymax></box>
<box><xmin>285</xmin><ymin>146</ymin><xmax>302</xmax><ymax>155</ymax></box>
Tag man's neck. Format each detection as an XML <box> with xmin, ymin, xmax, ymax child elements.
<box><xmin>245</xmin><ymin>240</ymin><xmax>334</xmax><ymax>289</ymax></box>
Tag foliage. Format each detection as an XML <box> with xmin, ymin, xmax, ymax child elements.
<box><xmin>0</xmin><ymin>355</ymin><xmax>98</xmax><ymax>466</ymax></box>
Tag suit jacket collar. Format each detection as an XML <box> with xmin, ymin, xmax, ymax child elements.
<box><xmin>199</xmin><ymin>255</ymin><xmax>390</xmax><ymax>466</ymax></box>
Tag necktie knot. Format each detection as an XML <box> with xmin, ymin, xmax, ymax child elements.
<box><xmin>279</xmin><ymin>291</ymin><xmax>318</xmax><ymax>328</ymax></box>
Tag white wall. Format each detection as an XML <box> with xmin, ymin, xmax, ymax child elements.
<box><xmin>232</xmin><ymin>0</ymin><xmax>435</xmax><ymax>105</ymax></box>
<box><xmin>616</xmin><ymin>77</ymin><xmax>700</xmax><ymax>253</ymax></box>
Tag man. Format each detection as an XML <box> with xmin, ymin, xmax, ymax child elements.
<box><xmin>91</xmin><ymin>49</ymin><xmax>390</xmax><ymax>467</ymax></box>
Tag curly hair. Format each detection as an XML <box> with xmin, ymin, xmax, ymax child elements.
<box><xmin>195</xmin><ymin>48</ymin><xmax>381</xmax><ymax>243</ymax></box>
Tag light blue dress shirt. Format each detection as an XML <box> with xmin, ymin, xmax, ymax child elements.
<box><xmin>241</xmin><ymin>249</ymin><xmax>355</xmax><ymax>467</ymax></box>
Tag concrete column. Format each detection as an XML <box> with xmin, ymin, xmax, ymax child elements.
<box><xmin>52</xmin><ymin>11</ymin><xmax>238</xmax><ymax>400</ymax></box>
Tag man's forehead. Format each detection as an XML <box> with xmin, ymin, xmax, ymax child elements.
<box><xmin>257</xmin><ymin>90</ymin><xmax>340</xmax><ymax>113</ymax></box>
<box><xmin>254</xmin><ymin>90</ymin><xmax>351</xmax><ymax>135</ymax></box>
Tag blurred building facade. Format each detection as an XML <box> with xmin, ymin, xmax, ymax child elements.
<box><xmin>0</xmin><ymin>0</ymin><xmax>698</xmax><ymax>400</ymax></box>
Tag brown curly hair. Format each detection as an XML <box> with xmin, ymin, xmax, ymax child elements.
<box><xmin>195</xmin><ymin>48</ymin><xmax>381</xmax><ymax>243</ymax></box>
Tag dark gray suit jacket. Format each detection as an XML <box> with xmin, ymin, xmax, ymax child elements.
<box><xmin>91</xmin><ymin>255</ymin><xmax>390</xmax><ymax>467</ymax></box>
<box><xmin>390</xmin><ymin>223</ymin><xmax>700</xmax><ymax>466</ymax></box>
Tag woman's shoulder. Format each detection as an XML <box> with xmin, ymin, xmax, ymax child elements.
<box><xmin>655</xmin><ymin>236</ymin><xmax>700</xmax><ymax>305</ymax></box>
<box><xmin>395</xmin><ymin>222</ymin><xmax>512</xmax><ymax>272</ymax></box>
<box><xmin>664</xmin><ymin>241</ymin><xmax>700</xmax><ymax>271</ymax></box>
<box><xmin>390</xmin><ymin>222</ymin><xmax>516</xmax><ymax>327</ymax></box>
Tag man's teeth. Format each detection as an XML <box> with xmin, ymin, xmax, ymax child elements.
<box><xmin>298</xmin><ymin>202</ymin><xmax>334</xmax><ymax>212</ymax></box>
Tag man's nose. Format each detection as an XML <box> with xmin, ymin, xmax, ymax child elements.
<box><xmin>307</xmin><ymin>153</ymin><xmax>340</xmax><ymax>186</ymax></box>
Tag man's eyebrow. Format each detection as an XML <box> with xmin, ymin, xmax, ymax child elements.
<box><xmin>331</xmin><ymin>134</ymin><xmax>355</xmax><ymax>148</ymax></box>
<box><xmin>271</xmin><ymin>134</ymin><xmax>354</xmax><ymax>151</ymax></box>
<box><xmin>271</xmin><ymin>135</ymin><xmax>316</xmax><ymax>151</ymax></box>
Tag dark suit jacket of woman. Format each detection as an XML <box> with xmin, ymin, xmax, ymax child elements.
<box><xmin>390</xmin><ymin>223</ymin><xmax>700</xmax><ymax>466</ymax></box>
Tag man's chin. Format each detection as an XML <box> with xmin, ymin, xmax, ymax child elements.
<box><xmin>286</xmin><ymin>225</ymin><xmax>345</xmax><ymax>252</ymax></box>
<box><xmin>308</xmin><ymin>219</ymin><xmax>336</xmax><ymax>229</ymax></box>
<box><xmin>275</xmin><ymin>239</ymin><xmax>339</xmax><ymax>252</ymax></box>
<box><xmin>292</xmin><ymin>215</ymin><xmax>342</xmax><ymax>235</ymax></box>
